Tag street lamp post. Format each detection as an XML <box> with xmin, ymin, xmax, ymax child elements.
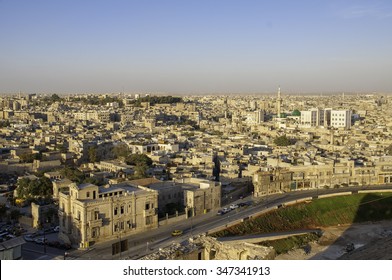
<box><xmin>119</xmin><ymin>232</ymin><xmax>122</xmax><ymax>259</ymax></box>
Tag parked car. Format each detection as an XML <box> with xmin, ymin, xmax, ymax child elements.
<box><xmin>54</xmin><ymin>226</ymin><xmax>60</xmax><ymax>232</ymax></box>
<box><xmin>222</xmin><ymin>207</ymin><xmax>231</xmax><ymax>213</ymax></box>
<box><xmin>238</xmin><ymin>201</ymin><xmax>252</xmax><ymax>207</ymax></box>
<box><xmin>24</xmin><ymin>234</ymin><xmax>34</xmax><ymax>242</ymax></box>
<box><xmin>217</xmin><ymin>210</ymin><xmax>225</xmax><ymax>215</ymax></box>
<box><xmin>230</xmin><ymin>204</ymin><xmax>239</xmax><ymax>210</ymax></box>
<box><xmin>34</xmin><ymin>237</ymin><xmax>47</xmax><ymax>245</ymax></box>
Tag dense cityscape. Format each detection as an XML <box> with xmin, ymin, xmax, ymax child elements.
<box><xmin>1</xmin><ymin>90</ymin><xmax>392</xmax><ymax>260</ymax></box>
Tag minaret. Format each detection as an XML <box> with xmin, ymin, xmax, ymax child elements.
<box><xmin>277</xmin><ymin>86</ymin><xmax>282</xmax><ymax>118</ymax></box>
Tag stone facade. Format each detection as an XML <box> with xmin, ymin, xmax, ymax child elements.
<box><xmin>58</xmin><ymin>182</ymin><xmax>158</xmax><ymax>248</ymax></box>
<box><xmin>179</xmin><ymin>178</ymin><xmax>221</xmax><ymax>216</ymax></box>
<box><xmin>253</xmin><ymin>157</ymin><xmax>392</xmax><ymax>197</ymax></box>
<box><xmin>141</xmin><ymin>236</ymin><xmax>275</xmax><ymax>260</ymax></box>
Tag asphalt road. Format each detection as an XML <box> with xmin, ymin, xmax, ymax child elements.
<box><xmin>22</xmin><ymin>232</ymin><xmax>66</xmax><ymax>260</ymax></box>
<box><xmin>66</xmin><ymin>185</ymin><xmax>392</xmax><ymax>260</ymax></box>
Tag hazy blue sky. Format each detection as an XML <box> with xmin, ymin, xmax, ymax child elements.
<box><xmin>1</xmin><ymin>0</ymin><xmax>392</xmax><ymax>94</ymax></box>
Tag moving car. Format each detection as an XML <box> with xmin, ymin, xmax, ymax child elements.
<box><xmin>171</xmin><ymin>230</ymin><xmax>183</xmax><ymax>237</ymax></box>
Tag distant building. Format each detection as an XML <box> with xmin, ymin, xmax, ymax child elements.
<box><xmin>246</xmin><ymin>110</ymin><xmax>265</xmax><ymax>124</ymax></box>
<box><xmin>330</xmin><ymin>109</ymin><xmax>352</xmax><ymax>129</ymax></box>
<box><xmin>300</xmin><ymin>108</ymin><xmax>324</xmax><ymax>127</ymax></box>
<box><xmin>300</xmin><ymin>108</ymin><xmax>351</xmax><ymax>129</ymax></box>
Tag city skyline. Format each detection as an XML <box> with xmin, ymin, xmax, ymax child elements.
<box><xmin>1</xmin><ymin>0</ymin><xmax>392</xmax><ymax>94</ymax></box>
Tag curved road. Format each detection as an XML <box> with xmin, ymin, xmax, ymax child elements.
<box><xmin>67</xmin><ymin>185</ymin><xmax>392</xmax><ymax>260</ymax></box>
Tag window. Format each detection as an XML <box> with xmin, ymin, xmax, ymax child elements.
<box><xmin>77</xmin><ymin>210</ymin><xmax>81</xmax><ymax>220</ymax></box>
<box><xmin>86</xmin><ymin>191</ymin><xmax>90</xmax><ymax>198</ymax></box>
<box><xmin>114</xmin><ymin>207</ymin><xmax>118</xmax><ymax>215</ymax></box>
<box><xmin>127</xmin><ymin>220</ymin><xmax>134</xmax><ymax>229</ymax></box>
<box><xmin>120</xmin><ymin>206</ymin><xmax>124</xmax><ymax>214</ymax></box>
<box><xmin>145</xmin><ymin>216</ymin><xmax>153</xmax><ymax>225</ymax></box>
<box><xmin>92</xmin><ymin>227</ymin><xmax>99</xmax><ymax>238</ymax></box>
<box><xmin>94</xmin><ymin>211</ymin><xmax>99</xmax><ymax>220</ymax></box>
<box><xmin>145</xmin><ymin>203</ymin><xmax>150</xmax><ymax>210</ymax></box>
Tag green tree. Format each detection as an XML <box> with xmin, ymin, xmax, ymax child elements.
<box><xmin>113</xmin><ymin>143</ymin><xmax>130</xmax><ymax>159</ymax></box>
<box><xmin>51</xmin><ymin>93</ymin><xmax>62</xmax><ymax>102</ymax></box>
<box><xmin>126</xmin><ymin>154</ymin><xmax>152</xmax><ymax>166</ymax></box>
<box><xmin>16</xmin><ymin>177</ymin><xmax>53</xmax><ymax>199</ymax></box>
<box><xmin>88</xmin><ymin>146</ymin><xmax>98</xmax><ymax>163</ymax></box>
<box><xmin>274</xmin><ymin>135</ymin><xmax>292</xmax><ymax>146</ymax></box>
<box><xmin>59</xmin><ymin>166</ymin><xmax>85</xmax><ymax>184</ymax></box>
<box><xmin>134</xmin><ymin>162</ymin><xmax>148</xmax><ymax>178</ymax></box>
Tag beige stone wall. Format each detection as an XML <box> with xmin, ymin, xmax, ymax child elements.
<box><xmin>253</xmin><ymin>159</ymin><xmax>392</xmax><ymax>197</ymax></box>
<box><xmin>59</xmin><ymin>184</ymin><xmax>158</xmax><ymax>248</ymax></box>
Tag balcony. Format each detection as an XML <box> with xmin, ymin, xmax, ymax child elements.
<box><xmin>143</xmin><ymin>208</ymin><xmax>157</xmax><ymax>217</ymax></box>
<box><xmin>88</xmin><ymin>219</ymin><xmax>103</xmax><ymax>227</ymax></box>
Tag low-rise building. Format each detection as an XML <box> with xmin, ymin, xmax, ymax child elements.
<box><xmin>177</xmin><ymin>178</ymin><xmax>221</xmax><ymax>216</ymax></box>
<box><xmin>253</xmin><ymin>168</ymin><xmax>293</xmax><ymax>197</ymax></box>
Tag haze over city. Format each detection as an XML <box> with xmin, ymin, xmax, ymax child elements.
<box><xmin>3</xmin><ymin>1</ymin><xmax>392</xmax><ymax>264</ymax></box>
<box><xmin>1</xmin><ymin>0</ymin><xmax>392</xmax><ymax>94</ymax></box>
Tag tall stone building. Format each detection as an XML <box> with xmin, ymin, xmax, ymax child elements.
<box><xmin>58</xmin><ymin>182</ymin><xmax>158</xmax><ymax>248</ymax></box>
